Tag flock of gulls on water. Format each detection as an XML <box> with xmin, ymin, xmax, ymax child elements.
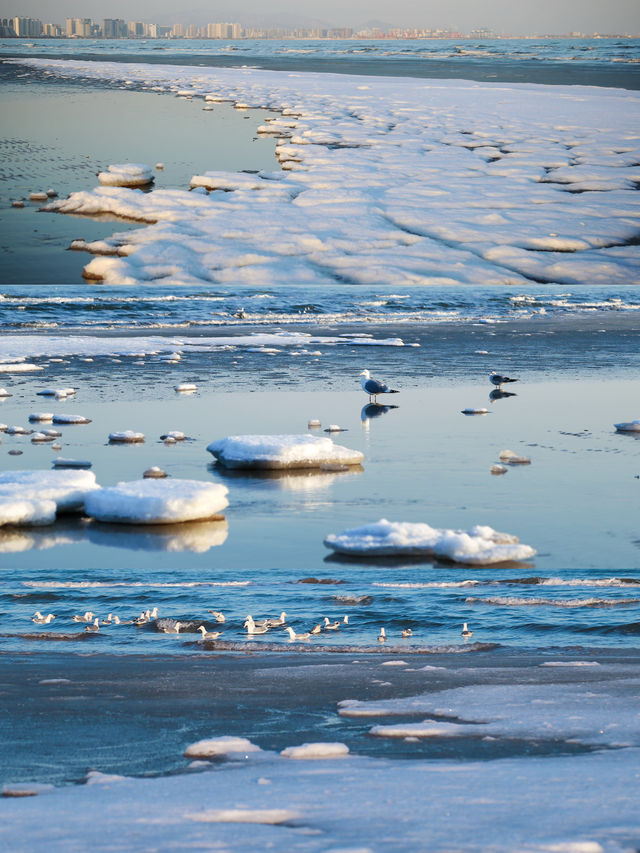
<box><xmin>31</xmin><ymin>609</ymin><xmax>474</xmax><ymax>643</ymax></box>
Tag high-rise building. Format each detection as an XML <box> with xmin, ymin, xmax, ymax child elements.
<box><xmin>128</xmin><ymin>21</ymin><xmax>144</xmax><ymax>37</ymax></box>
<box><xmin>12</xmin><ymin>16</ymin><xmax>43</xmax><ymax>37</ymax></box>
<box><xmin>102</xmin><ymin>18</ymin><xmax>127</xmax><ymax>38</ymax></box>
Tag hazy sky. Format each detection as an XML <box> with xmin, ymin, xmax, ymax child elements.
<box><xmin>3</xmin><ymin>0</ymin><xmax>640</xmax><ymax>34</ymax></box>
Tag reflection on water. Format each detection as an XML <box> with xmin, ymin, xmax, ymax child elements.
<box><xmin>361</xmin><ymin>402</ymin><xmax>399</xmax><ymax>426</ymax></box>
<box><xmin>209</xmin><ymin>463</ymin><xmax>363</xmax><ymax>492</ymax></box>
<box><xmin>489</xmin><ymin>389</ymin><xmax>517</xmax><ymax>402</ymax></box>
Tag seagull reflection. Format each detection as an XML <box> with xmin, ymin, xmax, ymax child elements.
<box><xmin>361</xmin><ymin>402</ymin><xmax>399</xmax><ymax>424</ymax></box>
<box><xmin>489</xmin><ymin>389</ymin><xmax>517</xmax><ymax>402</ymax></box>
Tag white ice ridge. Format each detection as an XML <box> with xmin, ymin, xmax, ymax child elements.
<box><xmin>207</xmin><ymin>434</ymin><xmax>364</xmax><ymax>469</ymax></box>
<box><xmin>280</xmin><ymin>742</ymin><xmax>350</xmax><ymax>759</ymax></box>
<box><xmin>84</xmin><ymin>479</ymin><xmax>229</xmax><ymax>524</ymax></box>
<box><xmin>184</xmin><ymin>737</ymin><xmax>262</xmax><ymax>758</ymax></box>
<box><xmin>23</xmin><ymin>58</ymin><xmax>639</xmax><ymax>288</ymax></box>
<box><xmin>0</xmin><ymin>332</ymin><xmax>404</xmax><ymax>361</ymax></box>
<box><xmin>0</xmin><ymin>470</ymin><xmax>99</xmax><ymax>525</ymax></box>
<box><xmin>324</xmin><ymin>519</ymin><xmax>536</xmax><ymax>565</ymax></box>
<box><xmin>98</xmin><ymin>163</ymin><xmax>154</xmax><ymax>187</ymax></box>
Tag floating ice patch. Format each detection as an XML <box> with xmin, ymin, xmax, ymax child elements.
<box><xmin>28</xmin><ymin>413</ymin><xmax>53</xmax><ymax>422</ymax></box>
<box><xmin>207</xmin><ymin>434</ymin><xmax>364</xmax><ymax>470</ymax></box>
<box><xmin>614</xmin><ymin>419</ymin><xmax>640</xmax><ymax>432</ymax></box>
<box><xmin>175</xmin><ymin>383</ymin><xmax>197</xmax><ymax>392</ymax></box>
<box><xmin>84</xmin><ymin>478</ymin><xmax>229</xmax><ymax>524</ymax></box>
<box><xmin>324</xmin><ymin>519</ymin><xmax>535</xmax><ymax>565</ymax></box>
<box><xmin>184</xmin><ymin>736</ymin><xmax>261</xmax><ymax>758</ymax></box>
<box><xmin>0</xmin><ymin>469</ymin><xmax>99</xmax><ymax>513</ymax></box>
<box><xmin>0</xmin><ymin>498</ymin><xmax>56</xmax><ymax>528</ymax></box>
<box><xmin>370</xmin><ymin>720</ymin><xmax>468</xmax><ymax>738</ymax></box>
<box><xmin>52</xmin><ymin>414</ymin><xmax>91</xmax><ymax>425</ymax></box>
<box><xmin>98</xmin><ymin>163</ymin><xmax>154</xmax><ymax>187</ymax></box>
<box><xmin>186</xmin><ymin>809</ymin><xmax>299</xmax><ymax>825</ymax></box>
<box><xmin>108</xmin><ymin>431</ymin><xmax>144</xmax><ymax>443</ymax></box>
<box><xmin>2</xmin><ymin>783</ymin><xmax>54</xmax><ymax>797</ymax></box>
<box><xmin>37</xmin><ymin>387</ymin><xmax>75</xmax><ymax>397</ymax></box>
<box><xmin>0</xmin><ymin>388</ymin><xmax>11</xmax><ymax>397</ymax></box>
<box><xmin>0</xmin><ymin>363</ymin><xmax>42</xmax><ymax>372</ymax></box>
<box><xmin>280</xmin><ymin>742</ymin><xmax>349</xmax><ymax>759</ymax></box>
<box><xmin>52</xmin><ymin>459</ymin><xmax>92</xmax><ymax>469</ymax></box>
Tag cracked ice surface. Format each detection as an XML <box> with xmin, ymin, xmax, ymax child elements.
<box><xmin>21</xmin><ymin>58</ymin><xmax>640</xmax><ymax>288</ymax></box>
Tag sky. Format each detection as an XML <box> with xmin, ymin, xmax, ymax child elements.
<box><xmin>2</xmin><ymin>0</ymin><xmax>640</xmax><ymax>34</ymax></box>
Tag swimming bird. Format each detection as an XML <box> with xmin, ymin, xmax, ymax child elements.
<box><xmin>310</xmin><ymin>623</ymin><xmax>323</xmax><ymax>635</ymax></box>
<box><xmin>262</xmin><ymin>611</ymin><xmax>287</xmax><ymax>628</ymax></box>
<box><xmin>72</xmin><ymin>611</ymin><xmax>95</xmax><ymax>623</ymax></box>
<box><xmin>32</xmin><ymin>611</ymin><xmax>55</xmax><ymax>625</ymax></box>
<box><xmin>163</xmin><ymin>621</ymin><xmax>182</xmax><ymax>634</ymax></box>
<box><xmin>378</xmin><ymin>627</ymin><xmax>387</xmax><ymax>643</ymax></box>
<box><xmin>323</xmin><ymin>617</ymin><xmax>341</xmax><ymax>631</ymax></box>
<box><xmin>490</xmin><ymin>371</ymin><xmax>518</xmax><ymax>389</ymax></box>
<box><xmin>244</xmin><ymin>615</ymin><xmax>269</xmax><ymax>635</ymax></box>
<box><xmin>285</xmin><ymin>626</ymin><xmax>311</xmax><ymax>641</ymax></box>
<box><xmin>360</xmin><ymin>369</ymin><xmax>399</xmax><ymax>403</ymax></box>
<box><xmin>100</xmin><ymin>613</ymin><xmax>114</xmax><ymax>625</ymax></box>
<box><xmin>198</xmin><ymin>625</ymin><xmax>222</xmax><ymax>640</ymax></box>
<box><xmin>461</xmin><ymin>622</ymin><xmax>473</xmax><ymax>638</ymax></box>
<box><xmin>401</xmin><ymin>628</ymin><xmax>413</xmax><ymax>638</ymax></box>
<box><xmin>84</xmin><ymin>618</ymin><xmax>100</xmax><ymax>633</ymax></box>
<box><xmin>208</xmin><ymin>610</ymin><xmax>226</xmax><ymax>623</ymax></box>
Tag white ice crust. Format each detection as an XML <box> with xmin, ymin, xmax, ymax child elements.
<box><xmin>84</xmin><ymin>478</ymin><xmax>229</xmax><ymax>524</ymax></box>
<box><xmin>184</xmin><ymin>737</ymin><xmax>261</xmax><ymax>758</ymax></box>
<box><xmin>280</xmin><ymin>742</ymin><xmax>350</xmax><ymax>759</ymax></box>
<box><xmin>207</xmin><ymin>434</ymin><xmax>364</xmax><ymax>469</ymax></box>
<box><xmin>24</xmin><ymin>58</ymin><xmax>638</xmax><ymax>289</ymax></box>
<box><xmin>324</xmin><ymin>518</ymin><xmax>536</xmax><ymax>565</ymax></box>
<box><xmin>614</xmin><ymin>419</ymin><xmax>640</xmax><ymax>432</ymax></box>
<box><xmin>0</xmin><ymin>470</ymin><xmax>99</xmax><ymax>515</ymax></box>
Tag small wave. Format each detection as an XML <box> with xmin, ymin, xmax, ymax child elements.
<box><xmin>21</xmin><ymin>580</ymin><xmax>251</xmax><ymax>589</ymax></box>
<box><xmin>191</xmin><ymin>638</ymin><xmax>500</xmax><ymax>654</ymax></box>
<box><xmin>373</xmin><ymin>581</ymin><xmax>479</xmax><ymax>589</ymax></box>
<box><xmin>465</xmin><ymin>595</ymin><xmax>640</xmax><ymax>608</ymax></box>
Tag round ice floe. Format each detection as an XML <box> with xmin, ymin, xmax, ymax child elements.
<box><xmin>307</xmin><ymin>419</ymin><xmax>321</xmax><ymax>428</ymax></box>
<box><xmin>614</xmin><ymin>420</ymin><xmax>640</xmax><ymax>432</ymax></box>
<box><xmin>207</xmin><ymin>434</ymin><xmax>364</xmax><ymax>470</ymax></box>
<box><xmin>0</xmin><ymin>498</ymin><xmax>56</xmax><ymax>528</ymax></box>
<box><xmin>98</xmin><ymin>163</ymin><xmax>154</xmax><ymax>187</ymax></box>
<box><xmin>108</xmin><ymin>431</ymin><xmax>144</xmax><ymax>443</ymax></box>
<box><xmin>143</xmin><ymin>467</ymin><xmax>167</xmax><ymax>478</ymax></box>
<box><xmin>175</xmin><ymin>383</ymin><xmax>196</xmax><ymax>392</ymax></box>
<box><xmin>280</xmin><ymin>742</ymin><xmax>350</xmax><ymax>759</ymax></box>
<box><xmin>184</xmin><ymin>736</ymin><xmax>261</xmax><ymax>759</ymax></box>
<box><xmin>84</xmin><ymin>478</ymin><xmax>229</xmax><ymax>524</ymax></box>
<box><xmin>324</xmin><ymin>519</ymin><xmax>536</xmax><ymax>566</ymax></box>
<box><xmin>6</xmin><ymin>426</ymin><xmax>32</xmax><ymax>435</ymax></box>
<box><xmin>52</xmin><ymin>414</ymin><xmax>91</xmax><ymax>425</ymax></box>
<box><xmin>31</xmin><ymin>432</ymin><xmax>54</xmax><ymax>443</ymax></box>
<box><xmin>160</xmin><ymin>431</ymin><xmax>186</xmax><ymax>441</ymax></box>
<box><xmin>0</xmin><ymin>469</ymin><xmax>99</xmax><ymax>512</ymax></box>
<box><xmin>37</xmin><ymin>388</ymin><xmax>75</xmax><ymax>398</ymax></box>
<box><xmin>52</xmin><ymin>459</ymin><xmax>92</xmax><ymax>469</ymax></box>
<box><xmin>0</xmin><ymin>363</ymin><xmax>42</xmax><ymax>372</ymax></box>
<box><xmin>499</xmin><ymin>449</ymin><xmax>531</xmax><ymax>464</ymax></box>
<box><xmin>461</xmin><ymin>408</ymin><xmax>489</xmax><ymax>415</ymax></box>
<box><xmin>11</xmin><ymin>200</ymin><xmax>24</xmax><ymax>208</ymax></box>
<box><xmin>8</xmin><ymin>449</ymin><xmax>22</xmax><ymax>455</ymax></box>
<box><xmin>28</xmin><ymin>413</ymin><xmax>54</xmax><ymax>423</ymax></box>
<box><xmin>490</xmin><ymin>465</ymin><xmax>508</xmax><ymax>475</ymax></box>
<box><xmin>29</xmin><ymin>191</ymin><xmax>48</xmax><ymax>202</ymax></box>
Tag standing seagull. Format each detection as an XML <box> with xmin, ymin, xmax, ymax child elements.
<box><xmin>490</xmin><ymin>371</ymin><xmax>518</xmax><ymax>389</ymax></box>
<box><xmin>360</xmin><ymin>370</ymin><xmax>399</xmax><ymax>403</ymax></box>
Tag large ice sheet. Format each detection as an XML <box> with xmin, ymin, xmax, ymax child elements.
<box><xmin>28</xmin><ymin>58</ymin><xmax>638</xmax><ymax>288</ymax></box>
<box><xmin>324</xmin><ymin>518</ymin><xmax>535</xmax><ymax>565</ymax></box>
<box><xmin>84</xmin><ymin>478</ymin><xmax>229</xmax><ymax>524</ymax></box>
<box><xmin>207</xmin><ymin>434</ymin><xmax>364</xmax><ymax>469</ymax></box>
<box><xmin>0</xmin><ymin>470</ymin><xmax>99</xmax><ymax>513</ymax></box>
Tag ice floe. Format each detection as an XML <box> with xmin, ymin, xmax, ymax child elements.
<box><xmin>207</xmin><ymin>434</ymin><xmax>364</xmax><ymax>470</ymax></box>
<box><xmin>98</xmin><ymin>163</ymin><xmax>154</xmax><ymax>187</ymax></box>
<box><xmin>614</xmin><ymin>419</ymin><xmax>640</xmax><ymax>432</ymax></box>
<box><xmin>0</xmin><ymin>469</ymin><xmax>99</xmax><ymax>514</ymax></box>
<box><xmin>30</xmin><ymin>59</ymin><xmax>639</xmax><ymax>289</ymax></box>
<box><xmin>184</xmin><ymin>736</ymin><xmax>261</xmax><ymax>758</ymax></box>
<box><xmin>324</xmin><ymin>519</ymin><xmax>536</xmax><ymax>565</ymax></box>
<box><xmin>52</xmin><ymin>414</ymin><xmax>91</xmax><ymax>425</ymax></box>
<box><xmin>84</xmin><ymin>478</ymin><xmax>229</xmax><ymax>524</ymax></box>
<box><xmin>108</xmin><ymin>430</ymin><xmax>144</xmax><ymax>443</ymax></box>
<box><xmin>280</xmin><ymin>742</ymin><xmax>349</xmax><ymax>759</ymax></box>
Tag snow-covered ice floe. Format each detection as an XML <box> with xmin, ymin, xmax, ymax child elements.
<box><xmin>25</xmin><ymin>58</ymin><xmax>639</xmax><ymax>288</ymax></box>
<box><xmin>614</xmin><ymin>419</ymin><xmax>640</xmax><ymax>432</ymax></box>
<box><xmin>207</xmin><ymin>434</ymin><xmax>364</xmax><ymax>470</ymax></box>
<box><xmin>108</xmin><ymin>430</ymin><xmax>144</xmax><ymax>443</ymax></box>
<box><xmin>324</xmin><ymin>519</ymin><xmax>536</xmax><ymax>565</ymax></box>
<box><xmin>280</xmin><ymin>742</ymin><xmax>349</xmax><ymax>759</ymax></box>
<box><xmin>0</xmin><ymin>470</ymin><xmax>99</xmax><ymax>524</ymax></box>
<box><xmin>184</xmin><ymin>736</ymin><xmax>261</xmax><ymax>759</ymax></box>
<box><xmin>84</xmin><ymin>478</ymin><xmax>229</xmax><ymax>524</ymax></box>
<box><xmin>97</xmin><ymin>163</ymin><xmax>154</xmax><ymax>187</ymax></box>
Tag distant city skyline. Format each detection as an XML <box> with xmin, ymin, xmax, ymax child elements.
<box><xmin>1</xmin><ymin>0</ymin><xmax>639</xmax><ymax>35</ymax></box>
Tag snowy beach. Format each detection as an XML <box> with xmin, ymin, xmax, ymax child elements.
<box><xmin>1</xmin><ymin>40</ymin><xmax>639</xmax><ymax>851</ymax></box>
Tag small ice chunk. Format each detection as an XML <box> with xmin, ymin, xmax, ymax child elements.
<box><xmin>324</xmin><ymin>425</ymin><xmax>346</xmax><ymax>432</ymax></box>
<box><xmin>461</xmin><ymin>408</ymin><xmax>489</xmax><ymax>415</ymax></box>
<box><xmin>11</xmin><ymin>200</ymin><xmax>25</xmax><ymax>208</ymax></box>
<box><xmin>0</xmin><ymin>388</ymin><xmax>12</xmax><ymax>397</ymax></box>
<box><xmin>499</xmin><ymin>449</ymin><xmax>531</xmax><ymax>464</ymax></box>
<box><xmin>31</xmin><ymin>432</ymin><xmax>54</xmax><ymax>443</ymax></box>
<box><xmin>2</xmin><ymin>782</ymin><xmax>54</xmax><ymax>797</ymax></box>
<box><xmin>0</xmin><ymin>498</ymin><xmax>56</xmax><ymax>528</ymax></box>
<box><xmin>186</xmin><ymin>809</ymin><xmax>299</xmax><ymax>825</ymax></box>
<box><xmin>184</xmin><ymin>736</ymin><xmax>261</xmax><ymax>758</ymax></box>
<box><xmin>6</xmin><ymin>426</ymin><xmax>32</xmax><ymax>435</ymax></box>
<box><xmin>52</xmin><ymin>414</ymin><xmax>91</xmax><ymax>425</ymax></box>
<box><xmin>29</xmin><ymin>191</ymin><xmax>48</xmax><ymax>201</ymax></box>
<box><xmin>307</xmin><ymin>419</ymin><xmax>321</xmax><ymax>428</ymax></box>
<box><xmin>490</xmin><ymin>465</ymin><xmax>508</xmax><ymax>475</ymax></box>
<box><xmin>108</xmin><ymin>431</ymin><xmax>144</xmax><ymax>443</ymax></box>
<box><xmin>85</xmin><ymin>478</ymin><xmax>229</xmax><ymax>524</ymax></box>
<box><xmin>98</xmin><ymin>163</ymin><xmax>154</xmax><ymax>187</ymax></box>
<box><xmin>175</xmin><ymin>383</ymin><xmax>197</xmax><ymax>392</ymax></box>
<box><xmin>160</xmin><ymin>431</ymin><xmax>186</xmax><ymax>441</ymax></box>
<box><xmin>614</xmin><ymin>419</ymin><xmax>640</xmax><ymax>432</ymax></box>
<box><xmin>29</xmin><ymin>413</ymin><xmax>54</xmax><ymax>422</ymax></box>
<box><xmin>280</xmin><ymin>742</ymin><xmax>349</xmax><ymax>759</ymax></box>
<box><xmin>207</xmin><ymin>434</ymin><xmax>364</xmax><ymax>470</ymax></box>
<box><xmin>52</xmin><ymin>459</ymin><xmax>92</xmax><ymax>469</ymax></box>
<box><xmin>37</xmin><ymin>388</ymin><xmax>75</xmax><ymax>398</ymax></box>
<box><xmin>143</xmin><ymin>467</ymin><xmax>167</xmax><ymax>478</ymax></box>
<box><xmin>324</xmin><ymin>519</ymin><xmax>536</xmax><ymax>565</ymax></box>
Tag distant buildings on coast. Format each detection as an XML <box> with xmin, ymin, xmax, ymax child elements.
<box><xmin>0</xmin><ymin>15</ymin><xmax>636</xmax><ymax>40</ymax></box>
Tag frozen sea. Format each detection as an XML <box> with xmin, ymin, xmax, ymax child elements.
<box><xmin>0</xmin><ymin>39</ymin><xmax>639</xmax><ymax>853</ymax></box>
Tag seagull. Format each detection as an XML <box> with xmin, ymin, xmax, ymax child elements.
<box><xmin>32</xmin><ymin>611</ymin><xmax>55</xmax><ymax>625</ymax></box>
<box><xmin>163</xmin><ymin>621</ymin><xmax>182</xmax><ymax>634</ymax></box>
<box><xmin>84</xmin><ymin>618</ymin><xmax>100</xmax><ymax>633</ymax></box>
<box><xmin>360</xmin><ymin>369</ymin><xmax>399</xmax><ymax>403</ymax></box>
<box><xmin>378</xmin><ymin>627</ymin><xmax>387</xmax><ymax>643</ymax></box>
<box><xmin>198</xmin><ymin>625</ymin><xmax>222</xmax><ymax>640</ymax></box>
<box><xmin>208</xmin><ymin>610</ymin><xmax>226</xmax><ymax>623</ymax></box>
<box><xmin>461</xmin><ymin>622</ymin><xmax>473</xmax><ymax>638</ymax></box>
<box><xmin>284</xmin><ymin>626</ymin><xmax>311</xmax><ymax>640</ymax></box>
<box><xmin>72</xmin><ymin>611</ymin><xmax>95</xmax><ymax>623</ymax></box>
<box><xmin>244</xmin><ymin>615</ymin><xmax>269</xmax><ymax>635</ymax></box>
<box><xmin>490</xmin><ymin>371</ymin><xmax>518</xmax><ymax>389</ymax></box>
<box><xmin>323</xmin><ymin>617</ymin><xmax>341</xmax><ymax>631</ymax></box>
<box><xmin>401</xmin><ymin>628</ymin><xmax>413</xmax><ymax>638</ymax></box>
<box><xmin>310</xmin><ymin>623</ymin><xmax>323</xmax><ymax>635</ymax></box>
